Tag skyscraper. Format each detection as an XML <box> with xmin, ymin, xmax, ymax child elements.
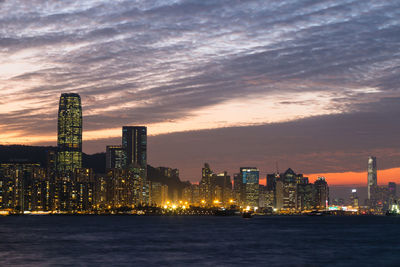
<box><xmin>314</xmin><ymin>177</ymin><xmax>329</xmax><ymax>209</ymax></box>
<box><xmin>200</xmin><ymin>163</ymin><xmax>216</xmax><ymax>204</ymax></box>
<box><xmin>106</xmin><ymin>145</ymin><xmax>124</xmax><ymax>170</ymax></box>
<box><xmin>57</xmin><ymin>93</ymin><xmax>82</xmax><ymax>175</ymax></box>
<box><xmin>122</xmin><ymin>126</ymin><xmax>147</xmax><ymax>169</ymax></box>
<box><xmin>240</xmin><ymin>167</ymin><xmax>260</xmax><ymax>208</ymax></box>
<box><xmin>367</xmin><ymin>156</ymin><xmax>377</xmax><ymax>200</ymax></box>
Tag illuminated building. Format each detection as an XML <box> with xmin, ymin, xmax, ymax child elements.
<box><xmin>275</xmin><ymin>169</ymin><xmax>308</xmax><ymax>211</ymax></box>
<box><xmin>122</xmin><ymin>126</ymin><xmax>147</xmax><ymax>170</ymax></box>
<box><xmin>258</xmin><ymin>185</ymin><xmax>268</xmax><ymax>208</ymax></box>
<box><xmin>107</xmin><ymin>167</ymin><xmax>148</xmax><ymax>208</ymax></box>
<box><xmin>214</xmin><ymin>185</ymin><xmax>223</xmax><ymax>204</ymax></box>
<box><xmin>233</xmin><ymin>173</ymin><xmax>244</xmax><ymax>206</ymax></box>
<box><xmin>120</xmin><ymin>126</ymin><xmax>149</xmax><ymax>205</ymax></box>
<box><xmin>240</xmin><ymin>167</ymin><xmax>260</xmax><ymax>208</ymax></box>
<box><xmin>367</xmin><ymin>156</ymin><xmax>377</xmax><ymax>201</ymax></box>
<box><xmin>150</xmin><ymin>182</ymin><xmax>168</xmax><ymax>207</ymax></box>
<box><xmin>314</xmin><ymin>177</ymin><xmax>329</xmax><ymax>209</ymax></box>
<box><xmin>0</xmin><ymin>162</ymin><xmax>50</xmax><ymax>212</ymax></box>
<box><xmin>200</xmin><ymin>163</ymin><xmax>216</xmax><ymax>204</ymax></box>
<box><xmin>350</xmin><ymin>189</ymin><xmax>359</xmax><ymax>207</ymax></box>
<box><xmin>57</xmin><ymin>93</ymin><xmax>82</xmax><ymax>175</ymax></box>
<box><xmin>182</xmin><ymin>185</ymin><xmax>192</xmax><ymax>204</ymax></box>
<box><xmin>72</xmin><ymin>168</ymin><xmax>94</xmax><ymax>211</ymax></box>
<box><xmin>371</xmin><ymin>186</ymin><xmax>389</xmax><ymax>212</ymax></box>
<box><xmin>106</xmin><ymin>145</ymin><xmax>124</xmax><ymax>170</ymax></box>
<box><xmin>46</xmin><ymin>150</ymin><xmax>57</xmax><ymax>211</ymax></box>
<box><xmin>216</xmin><ymin>171</ymin><xmax>232</xmax><ymax>205</ymax></box>
<box><xmin>183</xmin><ymin>184</ymin><xmax>201</xmax><ymax>206</ymax></box>
<box><xmin>296</xmin><ymin>183</ymin><xmax>315</xmax><ymax>210</ymax></box>
<box><xmin>266</xmin><ymin>173</ymin><xmax>278</xmax><ymax>208</ymax></box>
<box><xmin>94</xmin><ymin>174</ymin><xmax>108</xmax><ymax>209</ymax></box>
<box><xmin>276</xmin><ymin>179</ymin><xmax>297</xmax><ymax>210</ymax></box>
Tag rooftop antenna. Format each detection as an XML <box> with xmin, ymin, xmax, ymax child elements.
<box><xmin>275</xmin><ymin>161</ymin><xmax>279</xmax><ymax>175</ymax></box>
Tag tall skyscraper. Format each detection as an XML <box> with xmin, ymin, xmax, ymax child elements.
<box><xmin>314</xmin><ymin>177</ymin><xmax>329</xmax><ymax>209</ymax></box>
<box><xmin>240</xmin><ymin>167</ymin><xmax>260</xmax><ymax>208</ymax></box>
<box><xmin>122</xmin><ymin>126</ymin><xmax>147</xmax><ymax>169</ymax></box>
<box><xmin>57</xmin><ymin>93</ymin><xmax>82</xmax><ymax>175</ymax></box>
<box><xmin>106</xmin><ymin>145</ymin><xmax>124</xmax><ymax>170</ymax></box>
<box><xmin>200</xmin><ymin>163</ymin><xmax>216</xmax><ymax>204</ymax></box>
<box><xmin>367</xmin><ymin>156</ymin><xmax>377</xmax><ymax>200</ymax></box>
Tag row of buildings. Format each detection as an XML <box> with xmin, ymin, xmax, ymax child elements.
<box><xmin>181</xmin><ymin>164</ymin><xmax>329</xmax><ymax>211</ymax></box>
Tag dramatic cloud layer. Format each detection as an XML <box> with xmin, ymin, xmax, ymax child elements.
<box><xmin>0</xmin><ymin>0</ymin><xmax>399</xmax><ymax>183</ymax></box>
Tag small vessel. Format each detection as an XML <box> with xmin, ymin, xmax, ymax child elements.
<box><xmin>242</xmin><ymin>211</ymin><xmax>253</xmax><ymax>218</ymax></box>
<box><xmin>307</xmin><ymin>210</ymin><xmax>324</xmax><ymax>216</ymax></box>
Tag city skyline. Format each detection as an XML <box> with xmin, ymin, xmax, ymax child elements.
<box><xmin>1</xmin><ymin>1</ymin><xmax>400</xmax><ymax>184</ymax></box>
<box><xmin>1</xmin><ymin>2</ymin><xmax>400</xmax><ymax>266</ymax></box>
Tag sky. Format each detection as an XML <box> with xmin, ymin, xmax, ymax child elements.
<box><xmin>0</xmin><ymin>0</ymin><xmax>400</xmax><ymax>185</ymax></box>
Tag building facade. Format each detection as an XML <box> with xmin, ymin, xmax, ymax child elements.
<box><xmin>122</xmin><ymin>126</ymin><xmax>147</xmax><ymax>170</ymax></box>
<box><xmin>367</xmin><ymin>156</ymin><xmax>377</xmax><ymax>201</ymax></box>
<box><xmin>57</xmin><ymin>93</ymin><xmax>83</xmax><ymax>175</ymax></box>
<box><xmin>240</xmin><ymin>167</ymin><xmax>260</xmax><ymax>208</ymax></box>
<box><xmin>106</xmin><ymin>145</ymin><xmax>124</xmax><ymax>170</ymax></box>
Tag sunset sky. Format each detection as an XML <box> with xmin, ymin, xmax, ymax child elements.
<box><xmin>1</xmin><ymin>0</ymin><xmax>400</xmax><ymax>185</ymax></box>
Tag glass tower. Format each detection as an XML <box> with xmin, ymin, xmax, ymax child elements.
<box><xmin>106</xmin><ymin>145</ymin><xmax>124</xmax><ymax>170</ymax></box>
<box><xmin>122</xmin><ymin>126</ymin><xmax>147</xmax><ymax>169</ymax></box>
<box><xmin>240</xmin><ymin>167</ymin><xmax>260</xmax><ymax>208</ymax></box>
<box><xmin>367</xmin><ymin>156</ymin><xmax>377</xmax><ymax>200</ymax></box>
<box><xmin>57</xmin><ymin>93</ymin><xmax>82</xmax><ymax>175</ymax></box>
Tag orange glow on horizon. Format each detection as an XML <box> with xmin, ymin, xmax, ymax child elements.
<box><xmin>258</xmin><ymin>168</ymin><xmax>400</xmax><ymax>187</ymax></box>
<box><xmin>306</xmin><ymin>167</ymin><xmax>400</xmax><ymax>186</ymax></box>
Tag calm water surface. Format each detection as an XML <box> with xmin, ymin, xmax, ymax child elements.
<box><xmin>1</xmin><ymin>216</ymin><xmax>400</xmax><ymax>266</ymax></box>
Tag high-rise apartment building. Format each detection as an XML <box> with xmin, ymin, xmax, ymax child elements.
<box><xmin>200</xmin><ymin>163</ymin><xmax>216</xmax><ymax>204</ymax></box>
<box><xmin>106</xmin><ymin>145</ymin><xmax>124</xmax><ymax>170</ymax></box>
<box><xmin>122</xmin><ymin>126</ymin><xmax>147</xmax><ymax>169</ymax></box>
<box><xmin>367</xmin><ymin>156</ymin><xmax>377</xmax><ymax>200</ymax></box>
<box><xmin>57</xmin><ymin>93</ymin><xmax>82</xmax><ymax>175</ymax></box>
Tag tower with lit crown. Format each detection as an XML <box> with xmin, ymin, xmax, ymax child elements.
<box><xmin>367</xmin><ymin>156</ymin><xmax>377</xmax><ymax>200</ymax></box>
<box><xmin>57</xmin><ymin>93</ymin><xmax>82</xmax><ymax>175</ymax></box>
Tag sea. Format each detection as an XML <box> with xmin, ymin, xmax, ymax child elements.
<box><xmin>1</xmin><ymin>215</ymin><xmax>400</xmax><ymax>266</ymax></box>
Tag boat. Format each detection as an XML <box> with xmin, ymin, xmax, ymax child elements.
<box><xmin>242</xmin><ymin>211</ymin><xmax>253</xmax><ymax>218</ymax></box>
<box><xmin>306</xmin><ymin>210</ymin><xmax>324</xmax><ymax>216</ymax></box>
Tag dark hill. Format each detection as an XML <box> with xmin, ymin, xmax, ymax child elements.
<box><xmin>0</xmin><ymin>145</ymin><xmax>106</xmax><ymax>173</ymax></box>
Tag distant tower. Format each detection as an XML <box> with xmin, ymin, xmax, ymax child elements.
<box><xmin>367</xmin><ymin>156</ymin><xmax>377</xmax><ymax>200</ymax></box>
<box><xmin>122</xmin><ymin>126</ymin><xmax>147</xmax><ymax>169</ymax></box>
<box><xmin>240</xmin><ymin>167</ymin><xmax>260</xmax><ymax>208</ymax></box>
<box><xmin>57</xmin><ymin>93</ymin><xmax>82</xmax><ymax>175</ymax></box>
<box><xmin>106</xmin><ymin>145</ymin><xmax>124</xmax><ymax>170</ymax></box>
